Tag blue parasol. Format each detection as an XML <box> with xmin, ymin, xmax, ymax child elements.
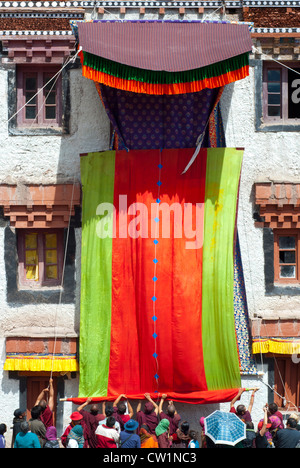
<box><xmin>204</xmin><ymin>410</ymin><xmax>246</xmax><ymax>446</ymax></box>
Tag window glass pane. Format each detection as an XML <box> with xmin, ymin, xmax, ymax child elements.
<box><xmin>46</xmin><ymin>265</ymin><xmax>58</xmax><ymax>280</ymax></box>
<box><xmin>45</xmin><ymin>234</ymin><xmax>57</xmax><ymax>249</ymax></box>
<box><xmin>25</xmin><ymin>76</ymin><xmax>37</xmax><ymax>90</ymax></box>
<box><xmin>44</xmin><ymin>76</ymin><xmax>56</xmax><ymax>90</ymax></box>
<box><xmin>279</xmin><ymin>251</ymin><xmax>296</xmax><ymax>264</ymax></box>
<box><xmin>280</xmin><ymin>265</ymin><xmax>296</xmax><ymax>278</ymax></box>
<box><xmin>25</xmin><ymin>92</ymin><xmax>36</xmax><ymax>104</ymax></box>
<box><xmin>25</xmin><ymin>233</ymin><xmax>37</xmax><ymax>249</ymax></box>
<box><xmin>25</xmin><ymin>250</ymin><xmax>38</xmax><ymax>265</ymax></box>
<box><xmin>268</xmin><ymin>94</ymin><xmax>281</xmax><ymax>105</ymax></box>
<box><xmin>268</xmin><ymin>106</ymin><xmax>281</xmax><ymax>117</ymax></box>
<box><xmin>279</xmin><ymin>236</ymin><xmax>296</xmax><ymax>249</ymax></box>
<box><xmin>45</xmin><ymin>249</ymin><xmax>57</xmax><ymax>264</ymax></box>
<box><xmin>26</xmin><ymin>264</ymin><xmax>39</xmax><ymax>281</ymax></box>
<box><xmin>268</xmin><ymin>69</ymin><xmax>281</xmax><ymax>81</ymax></box>
<box><xmin>45</xmin><ymin>106</ymin><xmax>56</xmax><ymax>119</ymax></box>
<box><xmin>268</xmin><ymin>82</ymin><xmax>281</xmax><ymax>93</ymax></box>
<box><xmin>25</xmin><ymin>106</ymin><xmax>37</xmax><ymax>120</ymax></box>
<box><xmin>45</xmin><ymin>92</ymin><xmax>56</xmax><ymax>105</ymax></box>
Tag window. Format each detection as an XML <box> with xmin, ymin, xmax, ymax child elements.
<box><xmin>263</xmin><ymin>62</ymin><xmax>300</xmax><ymax>124</ymax></box>
<box><xmin>18</xmin><ymin>230</ymin><xmax>64</xmax><ymax>288</ymax></box>
<box><xmin>16</xmin><ymin>66</ymin><xmax>62</xmax><ymax>128</ymax></box>
<box><xmin>274</xmin><ymin>230</ymin><xmax>300</xmax><ymax>284</ymax></box>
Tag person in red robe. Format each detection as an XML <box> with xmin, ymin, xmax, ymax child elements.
<box><xmin>77</xmin><ymin>397</ymin><xmax>105</xmax><ymax>448</ymax></box>
<box><xmin>33</xmin><ymin>379</ymin><xmax>54</xmax><ymax>429</ymax></box>
<box><xmin>158</xmin><ymin>394</ymin><xmax>181</xmax><ymax>436</ymax></box>
<box><xmin>112</xmin><ymin>394</ymin><xmax>134</xmax><ymax>431</ymax></box>
<box><xmin>136</xmin><ymin>393</ymin><xmax>159</xmax><ymax>436</ymax></box>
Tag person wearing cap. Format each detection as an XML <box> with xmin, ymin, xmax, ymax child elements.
<box><xmin>11</xmin><ymin>408</ymin><xmax>26</xmax><ymax>448</ymax></box>
<box><xmin>61</xmin><ymin>411</ymin><xmax>89</xmax><ymax>448</ymax></box>
<box><xmin>120</xmin><ymin>419</ymin><xmax>141</xmax><ymax>448</ymax></box>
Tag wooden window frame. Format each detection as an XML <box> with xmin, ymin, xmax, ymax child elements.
<box><xmin>16</xmin><ymin>65</ymin><xmax>62</xmax><ymax>128</ymax></box>
<box><xmin>17</xmin><ymin>229</ymin><xmax>64</xmax><ymax>288</ymax></box>
<box><xmin>263</xmin><ymin>61</ymin><xmax>300</xmax><ymax>125</ymax></box>
<box><xmin>274</xmin><ymin>229</ymin><xmax>300</xmax><ymax>284</ymax></box>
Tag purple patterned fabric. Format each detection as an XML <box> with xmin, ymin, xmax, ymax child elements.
<box><xmin>98</xmin><ymin>84</ymin><xmax>219</xmax><ymax>151</ymax></box>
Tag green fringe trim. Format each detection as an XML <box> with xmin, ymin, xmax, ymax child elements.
<box><xmin>82</xmin><ymin>51</ymin><xmax>249</xmax><ymax>85</ymax></box>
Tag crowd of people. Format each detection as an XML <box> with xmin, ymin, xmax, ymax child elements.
<box><xmin>1</xmin><ymin>383</ymin><xmax>300</xmax><ymax>448</ymax></box>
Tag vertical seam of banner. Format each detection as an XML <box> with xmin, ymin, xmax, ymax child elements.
<box><xmin>152</xmin><ymin>150</ymin><xmax>162</xmax><ymax>394</ymax></box>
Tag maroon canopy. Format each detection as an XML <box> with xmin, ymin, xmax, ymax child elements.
<box><xmin>77</xmin><ymin>21</ymin><xmax>253</xmax><ymax>72</ymax></box>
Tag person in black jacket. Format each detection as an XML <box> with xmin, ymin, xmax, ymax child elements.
<box><xmin>274</xmin><ymin>418</ymin><xmax>300</xmax><ymax>448</ymax></box>
<box><xmin>11</xmin><ymin>408</ymin><xmax>26</xmax><ymax>448</ymax></box>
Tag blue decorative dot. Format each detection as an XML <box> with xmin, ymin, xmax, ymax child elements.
<box><xmin>152</xmin><ymin>296</ymin><xmax>157</xmax><ymax>302</ymax></box>
<box><xmin>152</xmin><ymin>333</ymin><xmax>158</xmax><ymax>339</ymax></box>
<box><xmin>158</xmin><ymin>164</ymin><xmax>163</xmax><ymax>169</ymax></box>
<box><xmin>154</xmin><ymin>217</ymin><xmax>159</xmax><ymax>223</ymax></box>
<box><xmin>157</xmin><ymin>181</ymin><xmax>162</xmax><ymax>186</ymax></box>
<box><xmin>154</xmin><ymin>374</ymin><xmax>159</xmax><ymax>380</ymax></box>
<box><xmin>153</xmin><ymin>353</ymin><xmax>158</xmax><ymax>359</ymax></box>
<box><xmin>153</xmin><ymin>239</ymin><xmax>159</xmax><ymax>245</ymax></box>
<box><xmin>153</xmin><ymin>258</ymin><xmax>158</xmax><ymax>264</ymax></box>
<box><xmin>152</xmin><ymin>276</ymin><xmax>158</xmax><ymax>282</ymax></box>
<box><xmin>152</xmin><ymin>315</ymin><xmax>157</xmax><ymax>322</ymax></box>
<box><xmin>156</xmin><ymin>198</ymin><xmax>161</xmax><ymax>204</ymax></box>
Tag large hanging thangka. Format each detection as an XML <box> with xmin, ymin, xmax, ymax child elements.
<box><xmin>76</xmin><ymin>147</ymin><xmax>244</xmax><ymax>404</ymax></box>
<box><xmin>67</xmin><ymin>19</ymin><xmax>255</xmax><ymax>404</ymax></box>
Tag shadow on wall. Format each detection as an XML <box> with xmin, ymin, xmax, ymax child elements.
<box><xmin>55</xmin><ymin>61</ymin><xmax>111</xmax><ymax>328</ymax></box>
<box><xmin>219</xmin><ymin>82</ymin><xmax>235</xmax><ymax>138</ymax></box>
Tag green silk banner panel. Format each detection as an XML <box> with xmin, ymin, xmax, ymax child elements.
<box><xmin>202</xmin><ymin>148</ymin><xmax>243</xmax><ymax>390</ymax></box>
<box><xmin>79</xmin><ymin>151</ymin><xmax>115</xmax><ymax>397</ymax></box>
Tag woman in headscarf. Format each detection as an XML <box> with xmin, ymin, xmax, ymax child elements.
<box><xmin>67</xmin><ymin>424</ymin><xmax>84</xmax><ymax>448</ymax></box>
<box><xmin>136</xmin><ymin>394</ymin><xmax>159</xmax><ymax>436</ymax></box>
<box><xmin>139</xmin><ymin>424</ymin><xmax>159</xmax><ymax>448</ymax></box>
<box><xmin>44</xmin><ymin>426</ymin><xmax>60</xmax><ymax>448</ymax></box>
<box><xmin>171</xmin><ymin>421</ymin><xmax>191</xmax><ymax>448</ymax></box>
<box><xmin>155</xmin><ymin>419</ymin><xmax>171</xmax><ymax>448</ymax></box>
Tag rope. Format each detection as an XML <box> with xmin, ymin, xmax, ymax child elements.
<box><xmin>228</xmin><ymin>65</ymin><xmax>299</xmax><ymax>415</ymax></box>
<box><xmin>50</xmin><ymin>177</ymin><xmax>77</xmax><ymax>381</ymax></box>
<box><xmin>7</xmin><ymin>45</ymin><xmax>82</xmax><ymax>124</ymax></box>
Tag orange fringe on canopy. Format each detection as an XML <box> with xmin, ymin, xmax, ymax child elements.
<box><xmin>82</xmin><ymin>64</ymin><xmax>249</xmax><ymax>95</ymax></box>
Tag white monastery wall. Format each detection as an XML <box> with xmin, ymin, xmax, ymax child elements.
<box><xmin>222</xmin><ymin>67</ymin><xmax>300</xmax><ymax>320</ymax></box>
